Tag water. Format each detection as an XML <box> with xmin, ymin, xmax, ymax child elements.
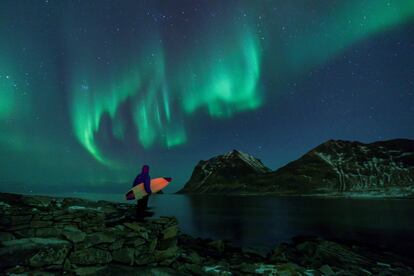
<box><xmin>18</xmin><ymin>191</ymin><xmax>414</xmax><ymax>256</ymax></box>
<box><xmin>150</xmin><ymin>195</ymin><xmax>414</xmax><ymax>256</ymax></box>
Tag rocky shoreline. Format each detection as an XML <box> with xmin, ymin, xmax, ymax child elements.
<box><xmin>1</xmin><ymin>192</ymin><xmax>413</xmax><ymax>275</ymax></box>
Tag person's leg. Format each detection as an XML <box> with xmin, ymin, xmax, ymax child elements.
<box><xmin>143</xmin><ymin>194</ymin><xmax>149</xmax><ymax>210</ymax></box>
<box><xmin>136</xmin><ymin>197</ymin><xmax>145</xmax><ymax>218</ymax></box>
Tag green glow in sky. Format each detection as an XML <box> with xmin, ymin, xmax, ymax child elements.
<box><xmin>288</xmin><ymin>0</ymin><xmax>414</xmax><ymax>70</ymax></box>
<box><xmin>70</xmin><ymin>26</ymin><xmax>260</xmax><ymax>165</ymax></box>
<box><xmin>179</xmin><ymin>28</ymin><xmax>262</xmax><ymax>118</ymax></box>
<box><xmin>0</xmin><ymin>60</ymin><xmax>16</xmax><ymax>119</ymax></box>
<box><xmin>4</xmin><ymin>0</ymin><xmax>410</xmax><ymax>168</ymax></box>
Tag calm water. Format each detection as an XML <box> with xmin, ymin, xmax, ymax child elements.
<box><xmin>20</xmin><ymin>192</ymin><xmax>414</xmax><ymax>256</ymax></box>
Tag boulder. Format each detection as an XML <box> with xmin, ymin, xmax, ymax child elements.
<box><xmin>162</xmin><ymin>225</ymin><xmax>178</xmax><ymax>240</ymax></box>
<box><xmin>124</xmin><ymin>237</ymin><xmax>146</xmax><ymax>247</ymax></box>
<box><xmin>320</xmin><ymin>264</ymin><xmax>335</xmax><ymax>275</ymax></box>
<box><xmin>83</xmin><ymin>231</ymin><xmax>116</xmax><ymax>247</ymax></box>
<box><xmin>69</xmin><ymin>248</ymin><xmax>112</xmax><ymax>265</ymax></box>
<box><xmin>0</xmin><ymin>231</ymin><xmax>15</xmax><ymax>242</ymax></box>
<box><xmin>35</xmin><ymin>227</ymin><xmax>62</xmax><ymax>237</ymax></box>
<box><xmin>108</xmin><ymin>239</ymin><xmax>124</xmax><ymax>251</ymax></box>
<box><xmin>30</xmin><ymin>220</ymin><xmax>53</xmax><ymax>228</ymax></box>
<box><xmin>112</xmin><ymin>248</ymin><xmax>135</xmax><ymax>265</ymax></box>
<box><xmin>74</xmin><ymin>265</ymin><xmax>107</xmax><ymax>275</ymax></box>
<box><xmin>154</xmin><ymin>246</ymin><xmax>178</xmax><ymax>262</ymax></box>
<box><xmin>62</xmin><ymin>226</ymin><xmax>86</xmax><ymax>243</ymax></box>
<box><xmin>10</xmin><ymin>215</ymin><xmax>32</xmax><ymax>225</ymax></box>
<box><xmin>207</xmin><ymin>240</ymin><xmax>226</xmax><ymax>253</ymax></box>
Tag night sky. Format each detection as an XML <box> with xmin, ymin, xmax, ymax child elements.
<box><xmin>1</xmin><ymin>0</ymin><xmax>414</xmax><ymax>193</ymax></box>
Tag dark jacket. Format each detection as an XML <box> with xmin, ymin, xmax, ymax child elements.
<box><xmin>133</xmin><ymin>165</ymin><xmax>152</xmax><ymax>194</ymax></box>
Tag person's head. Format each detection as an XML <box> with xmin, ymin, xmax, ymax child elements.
<box><xmin>141</xmin><ymin>165</ymin><xmax>149</xmax><ymax>174</ymax></box>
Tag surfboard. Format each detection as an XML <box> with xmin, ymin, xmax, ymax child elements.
<box><xmin>125</xmin><ymin>177</ymin><xmax>172</xmax><ymax>200</ymax></box>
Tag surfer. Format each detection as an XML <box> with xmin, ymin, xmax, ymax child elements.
<box><xmin>132</xmin><ymin>165</ymin><xmax>152</xmax><ymax>219</ymax></box>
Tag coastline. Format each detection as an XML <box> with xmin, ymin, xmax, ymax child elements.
<box><xmin>1</xmin><ymin>192</ymin><xmax>413</xmax><ymax>275</ymax></box>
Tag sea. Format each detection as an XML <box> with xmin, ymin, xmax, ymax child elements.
<box><xmin>9</xmin><ymin>191</ymin><xmax>414</xmax><ymax>257</ymax></box>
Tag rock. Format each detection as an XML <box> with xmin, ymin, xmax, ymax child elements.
<box><xmin>63</xmin><ymin>259</ymin><xmax>71</xmax><ymax>270</ymax></box>
<box><xmin>274</xmin><ymin>262</ymin><xmax>306</xmax><ymax>274</ymax></box>
<box><xmin>208</xmin><ymin>240</ymin><xmax>226</xmax><ymax>253</ymax></box>
<box><xmin>0</xmin><ymin>216</ymin><xmax>11</xmax><ymax>226</ymax></box>
<box><xmin>151</xmin><ymin>216</ymin><xmax>176</xmax><ymax>225</ymax></box>
<box><xmin>234</xmin><ymin>263</ymin><xmax>257</xmax><ymax>274</ymax></box>
<box><xmin>112</xmin><ymin>248</ymin><xmax>135</xmax><ymax>265</ymax></box>
<box><xmin>22</xmin><ymin>195</ymin><xmax>52</xmax><ymax>208</ymax></box>
<box><xmin>101</xmin><ymin>264</ymin><xmax>184</xmax><ymax>275</ymax></box>
<box><xmin>124</xmin><ymin>237</ymin><xmax>146</xmax><ymax>247</ymax></box>
<box><xmin>296</xmin><ymin>240</ymin><xmax>317</xmax><ymax>256</ymax></box>
<box><xmin>253</xmin><ymin>264</ymin><xmax>279</xmax><ymax>275</ymax></box>
<box><xmin>241</xmin><ymin>247</ymin><xmax>267</xmax><ymax>258</ymax></box>
<box><xmin>108</xmin><ymin>239</ymin><xmax>124</xmax><ymax>251</ymax></box>
<box><xmin>4</xmin><ymin>265</ymin><xmax>26</xmax><ymax>274</ymax></box>
<box><xmin>179</xmin><ymin>263</ymin><xmax>204</xmax><ymax>275</ymax></box>
<box><xmin>135</xmin><ymin>252</ymin><xmax>155</xmax><ymax>266</ymax></box>
<box><xmin>314</xmin><ymin>240</ymin><xmax>371</xmax><ymax>267</ymax></box>
<box><xmin>83</xmin><ymin>231</ymin><xmax>116</xmax><ymax>247</ymax></box>
<box><xmin>148</xmin><ymin>238</ymin><xmax>158</xmax><ymax>253</ymax></box>
<box><xmin>320</xmin><ymin>264</ymin><xmax>335</xmax><ymax>275</ymax></box>
<box><xmin>123</xmin><ymin>222</ymin><xmax>146</xmax><ymax>232</ymax></box>
<box><xmin>7</xmin><ymin>223</ymin><xmax>30</xmax><ymax>231</ymax></box>
<box><xmin>0</xmin><ymin>238</ymin><xmax>71</xmax><ymax>269</ymax></box>
<box><xmin>62</xmin><ymin>226</ymin><xmax>86</xmax><ymax>243</ymax></box>
<box><xmin>158</xmin><ymin>237</ymin><xmax>177</xmax><ymax>250</ymax></box>
<box><xmin>154</xmin><ymin>246</ymin><xmax>178</xmax><ymax>262</ymax></box>
<box><xmin>29</xmin><ymin>242</ymin><xmax>71</xmax><ymax>267</ymax></box>
<box><xmin>203</xmin><ymin>265</ymin><xmax>232</xmax><ymax>275</ymax></box>
<box><xmin>162</xmin><ymin>225</ymin><xmax>178</xmax><ymax>240</ymax></box>
<box><xmin>10</xmin><ymin>215</ymin><xmax>32</xmax><ymax>225</ymax></box>
<box><xmin>184</xmin><ymin>251</ymin><xmax>202</xmax><ymax>264</ymax></box>
<box><xmin>0</xmin><ymin>231</ymin><xmax>15</xmax><ymax>241</ymax></box>
<box><xmin>70</xmin><ymin>248</ymin><xmax>112</xmax><ymax>265</ymax></box>
<box><xmin>13</xmin><ymin>228</ymin><xmax>35</xmax><ymax>238</ymax></box>
<box><xmin>44</xmin><ymin>264</ymin><xmax>64</xmax><ymax>271</ymax></box>
<box><xmin>74</xmin><ymin>265</ymin><xmax>106</xmax><ymax>275</ymax></box>
<box><xmin>30</xmin><ymin>220</ymin><xmax>53</xmax><ymax>228</ymax></box>
<box><xmin>35</xmin><ymin>227</ymin><xmax>62</xmax><ymax>238</ymax></box>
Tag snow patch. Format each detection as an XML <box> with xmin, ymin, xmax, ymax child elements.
<box><xmin>255</xmin><ymin>264</ymin><xmax>278</xmax><ymax>274</ymax></box>
<box><xmin>203</xmin><ymin>265</ymin><xmax>232</xmax><ymax>275</ymax></box>
<box><xmin>68</xmin><ymin>206</ymin><xmax>99</xmax><ymax>212</ymax></box>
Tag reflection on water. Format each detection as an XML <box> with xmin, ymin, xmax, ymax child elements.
<box><xmin>23</xmin><ymin>191</ymin><xmax>414</xmax><ymax>256</ymax></box>
<box><xmin>150</xmin><ymin>194</ymin><xmax>414</xmax><ymax>255</ymax></box>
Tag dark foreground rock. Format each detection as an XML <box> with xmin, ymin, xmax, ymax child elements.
<box><xmin>1</xmin><ymin>192</ymin><xmax>413</xmax><ymax>275</ymax></box>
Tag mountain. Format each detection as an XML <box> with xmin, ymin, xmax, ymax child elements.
<box><xmin>177</xmin><ymin>149</ymin><xmax>271</xmax><ymax>194</ymax></box>
<box><xmin>270</xmin><ymin>139</ymin><xmax>414</xmax><ymax>196</ymax></box>
<box><xmin>178</xmin><ymin>139</ymin><xmax>414</xmax><ymax>197</ymax></box>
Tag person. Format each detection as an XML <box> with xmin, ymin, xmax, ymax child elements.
<box><xmin>132</xmin><ymin>165</ymin><xmax>152</xmax><ymax>219</ymax></box>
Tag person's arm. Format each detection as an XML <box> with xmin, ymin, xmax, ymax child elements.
<box><xmin>133</xmin><ymin>174</ymin><xmax>143</xmax><ymax>187</ymax></box>
<box><xmin>143</xmin><ymin>175</ymin><xmax>152</xmax><ymax>194</ymax></box>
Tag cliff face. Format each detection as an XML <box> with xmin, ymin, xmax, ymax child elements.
<box><xmin>179</xmin><ymin>139</ymin><xmax>414</xmax><ymax>196</ymax></box>
<box><xmin>271</xmin><ymin>139</ymin><xmax>414</xmax><ymax>195</ymax></box>
<box><xmin>177</xmin><ymin>149</ymin><xmax>271</xmax><ymax>194</ymax></box>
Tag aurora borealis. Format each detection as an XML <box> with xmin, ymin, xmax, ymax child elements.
<box><xmin>1</xmin><ymin>0</ymin><xmax>414</xmax><ymax>193</ymax></box>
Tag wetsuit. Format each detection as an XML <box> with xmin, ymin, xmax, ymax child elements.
<box><xmin>133</xmin><ymin>165</ymin><xmax>152</xmax><ymax>218</ymax></box>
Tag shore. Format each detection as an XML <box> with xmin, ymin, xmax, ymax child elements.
<box><xmin>0</xmin><ymin>192</ymin><xmax>413</xmax><ymax>275</ymax></box>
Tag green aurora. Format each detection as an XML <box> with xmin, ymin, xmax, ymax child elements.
<box><xmin>66</xmin><ymin>1</ymin><xmax>414</xmax><ymax>166</ymax></box>
<box><xmin>0</xmin><ymin>0</ymin><xmax>413</xmax><ymax>185</ymax></box>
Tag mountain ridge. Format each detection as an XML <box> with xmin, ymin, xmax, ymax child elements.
<box><xmin>178</xmin><ymin>138</ymin><xmax>414</xmax><ymax>197</ymax></box>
